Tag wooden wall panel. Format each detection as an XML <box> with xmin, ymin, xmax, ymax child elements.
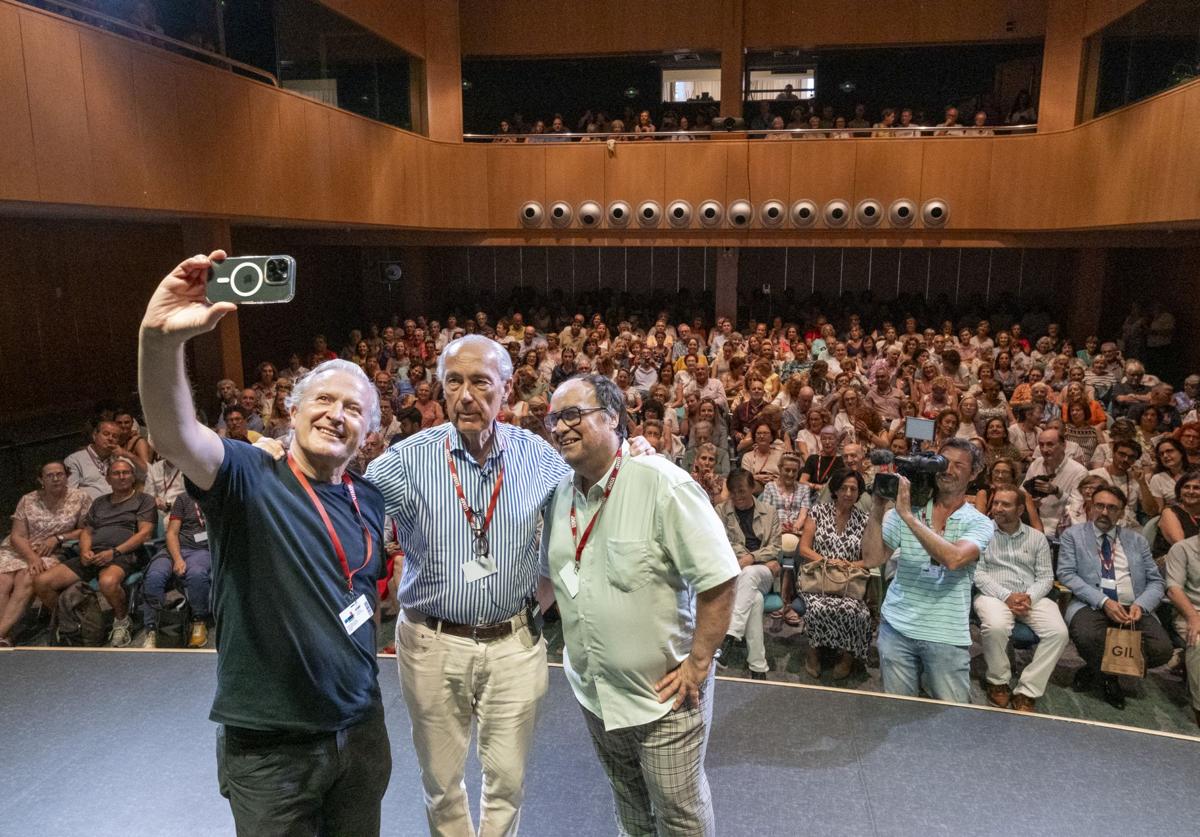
<box><xmin>0</xmin><ymin>5</ymin><xmax>38</xmax><ymax>201</ymax></box>
<box><xmin>244</xmin><ymin>84</ymin><xmax>287</xmax><ymax>221</ymax></box>
<box><xmin>318</xmin><ymin>0</ymin><xmax>427</xmax><ymax>58</ymax></box>
<box><xmin>275</xmin><ymin>93</ymin><xmax>320</xmax><ymax>221</ymax></box>
<box><xmin>301</xmin><ymin>106</ymin><xmax>335</xmax><ymax>221</ymax></box>
<box><xmin>746</xmin><ymin>0</ymin><xmax>920</xmax><ymax>47</ymax></box>
<box><xmin>918</xmin><ymin>140</ymin><xmax>992</xmax><ymax>230</ymax></box>
<box><xmin>852</xmin><ymin>140</ymin><xmax>924</xmax><ymax>209</ymax></box>
<box><xmin>1084</xmin><ymin>0</ymin><xmax>1145</xmax><ymax>35</ymax></box>
<box><xmin>487</xmin><ymin>146</ymin><xmax>546</xmax><ymax>229</ymax></box>
<box><xmin>1039</xmin><ymin>0</ymin><xmax>1087</xmax><ymax>132</ymax></box>
<box><xmin>544</xmin><ymin>144</ymin><xmax>606</xmax><ymax>210</ymax></box>
<box><xmin>131</xmin><ymin>51</ymin><xmax>192</xmax><ymax>212</ymax></box>
<box><xmin>78</xmin><ymin>30</ymin><xmax>143</xmax><ymax>209</ymax></box>
<box><xmin>788</xmin><ymin>141</ymin><xmax>857</xmax><ymax>205</ymax></box>
<box><xmin>604</xmin><ymin>143</ymin><xmax>667</xmax><ymax>212</ymax></box>
<box><xmin>19</xmin><ymin>10</ymin><xmax>93</xmax><ymax>204</ymax></box>
<box><xmin>664</xmin><ymin>143</ymin><xmax>728</xmax><ymax>207</ymax></box>
<box><xmin>746</xmin><ymin>142</ymin><xmax>792</xmax><ymax>205</ymax></box>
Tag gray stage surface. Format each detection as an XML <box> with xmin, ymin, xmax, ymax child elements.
<box><xmin>2</xmin><ymin>649</ymin><xmax>1197</xmax><ymax>836</ymax></box>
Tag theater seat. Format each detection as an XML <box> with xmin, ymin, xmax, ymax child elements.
<box><xmin>1010</xmin><ymin>621</ymin><xmax>1039</xmax><ymax>650</ymax></box>
<box><xmin>764</xmin><ymin>592</ymin><xmax>784</xmax><ymax>614</ymax></box>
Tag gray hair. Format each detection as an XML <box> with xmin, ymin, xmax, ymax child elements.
<box><xmin>570</xmin><ymin>373</ymin><xmax>628</xmax><ymax>439</ymax></box>
<box><xmin>437</xmin><ymin>335</ymin><xmax>514</xmax><ymax>384</ymax></box>
<box><xmin>286</xmin><ymin>359</ymin><xmax>381</xmax><ymax>434</ymax></box>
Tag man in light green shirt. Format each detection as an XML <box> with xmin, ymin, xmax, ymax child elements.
<box><xmin>542</xmin><ymin>374</ymin><xmax>738</xmax><ymax>837</ymax></box>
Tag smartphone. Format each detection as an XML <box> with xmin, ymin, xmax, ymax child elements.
<box><xmin>206</xmin><ymin>255</ymin><xmax>296</xmax><ymax>304</ymax></box>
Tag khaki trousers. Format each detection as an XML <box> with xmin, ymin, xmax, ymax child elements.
<box><xmin>974</xmin><ymin>596</ymin><xmax>1069</xmax><ymax>699</ymax></box>
<box><xmin>396</xmin><ymin>614</ymin><xmax>549</xmax><ymax>837</ymax></box>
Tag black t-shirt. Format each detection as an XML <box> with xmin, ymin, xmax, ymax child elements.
<box><xmin>168</xmin><ymin>494</ymin><xmax>208</xmax><ymax>551</ymax></box>
<box><xmin>187</xmin><ymin>439</ymin><xmax>386</xmax><ymax>732</ymax></box>
<box><xmin>735</xmin><ymin>506</ymin><xmax>762</xmax><ymax>552</ymax></box>
<box><xmin>803</xmin><ymin>454</ymin><xmax>845</xmax><ymax>486</ymax></box>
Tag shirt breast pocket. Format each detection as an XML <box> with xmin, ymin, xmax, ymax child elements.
<box><xmin>605</xmin><ymin>538</ymin><xmax>653</xmax><ymax>593</ymax></box>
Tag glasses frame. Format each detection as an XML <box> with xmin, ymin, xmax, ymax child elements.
<box><xmin>544</xmin><ymin>406</ymin><xmax>607</xmax><ymax>433</ymax></box>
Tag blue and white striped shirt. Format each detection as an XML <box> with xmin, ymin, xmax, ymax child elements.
<box><xmin>365</xmin><ymin>422</ymin><xmax>570</xmax><ymax>624</ymax></box>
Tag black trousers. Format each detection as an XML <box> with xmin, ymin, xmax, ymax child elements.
<box><xmin>1068</xmin><ymin>608</ymin><xmax>1174</xmax><ymax>676</ymax></box>
<box><xmin>216</xmin><ymin>704</ymin><xmax>392</xmax><ymax>837</ymax></box>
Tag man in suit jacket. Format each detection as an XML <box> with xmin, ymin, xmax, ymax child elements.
<box><xmin>1057</xmin><ymin>485</ymin><xmax>1172</xmax><ymax>709</ymax></box>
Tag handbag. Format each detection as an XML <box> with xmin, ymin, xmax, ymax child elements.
<box><xmin>797</xmin><ymin>559</ymin><xmax>869</xmax><ymax>599</ymax></box>
<box><xmin>1101</xmin><ymin>623</ymin><xmax>1145</xmax><ymax>677</ymax></box>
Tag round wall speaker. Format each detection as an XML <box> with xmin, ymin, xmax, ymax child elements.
<box><xmin>666</xmin><ymin>200</ymin><xmax>693</xmax><ymax>228</ymax></box>
<box><xmin>607</xmin><ymin>200</ymin><xmax>632</xmax><ymax>227</ymax></box>
<box><xmin>790</xmin><ymin>199</ymin><xmax>818</xmax><ymax>227</ymax></box>
<box><xmin>760</xmin><ymin>200</ymin><xmax>786</xmax><ymax>227</ymax></box>
<box><xmin>855</xmin><ymin>199</ymin><xmax>883</xmax><ymax>228</ymax></box>
<box><xmin>548</xmin><ymin>201</ymin><xmax>573</xmax><ymax>228</ymax></box>
<box><xmin>578</xmin><ymin>200</ymin><xmax>602</xmax><ymax>228</ymax></box>
<box><xmin>921</xmin><ymin>199</ymin><xmax>949</xmax><ymax>227</ymax></box>
<box><xmin>728</xmin><ymin>200</ymin><xmax>753</xmax><ymax>227</ymax></box>
<box><xmin>636</xmin><ymin>200</ymin><xmax>663</xmax><ymax>228</ymax></box>
<box><xmin>698</xmin><ymin>200</ymin><xmax>724</xmax><ymax>228</ymax></box>
<box><xmin>519</xmin><ymin>201</ymin><xmax>544</xmax><ymax>227</ymax></box>
<box><xmin>888</xmin><ymin>199</ymin><xmax>916</xmax><ymax>228</ymax></box>
<box><xmin>823</xmin><ymin>199</ymin><xmax>850</xmax><ymax>228</ymax></box>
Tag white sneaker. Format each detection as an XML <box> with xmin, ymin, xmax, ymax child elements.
<box><xmin>141</xmin><ymin>630</ymin><xmax>158</xmax><ymax>649</ymax></box>
<box><xmin>109</xmin><ymin>617</ymin><xmax>133</xmax><ymax>648</ymax></box>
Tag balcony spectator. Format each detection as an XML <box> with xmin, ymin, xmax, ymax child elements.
<box><xmin>964</xmin><ymin>111</ymin><xmax>994</xmax><ymax>136</ymax></box>
<box><xmin>670</xmin><ymin>115</ymin><xmax>695</xmax><ymax>140</ymax></box>
<box><xmin>1006</xmin><ymin>90</ymin><xmax>1038</xmax><ymax>124</ymax></box>
<box><xmin>935</xmin><ymin>105</ymin><xmax>963</xmax><ymax>136</ymax></box>
<box><xmin>633</xmin><ymin>110</ymin><xmax>656</xmax><ymax>140</ymax></box>
<box><xmin>775</xmin><ymin>84</ymin><xmax>799</xmax><ymax>102</ymax></box>
<box><xmin>493</xmin><ymin>119</ymin><xmax>519</xmax><ymax>143</ymax></box>
<box><xmin>830</xmin><ymin>115</ymin><xmax>851</xmax><ymax>139</ymax></box>
<box><xmin>872</xmin><ymin>107</ymin><xmax>897</xmax><ymax>136</ymax></box>
<box><xmin>892</xmin><ymin>107</ymin><xmax>919</xmax><ymax>137</ymax></box>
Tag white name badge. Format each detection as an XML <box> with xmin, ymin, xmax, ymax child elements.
<box><xmin>921</xmin><ymin>562</ymin><xmax>945</xmax><ymax>582</ymax></box>
<box><xmin>339</xmin><ymin>594</ymin><xmax>373</xmax><ymax>635</ymax></box>
<box><xmin>558</xmin><ymin>562</ymin><xmax>579</xmax><ymax>598</ymax></box>
<box><xmin>462</xmin><ymin>555</ymin><xmax>497</xmax><ymax>583</ymax></box>
<box><xmin>193</xmin><ymin>530</ymin><xmax>208</xmax><ymax>544</ymax></box>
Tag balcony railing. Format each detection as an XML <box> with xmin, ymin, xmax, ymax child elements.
<box><xmin>463</xmin><ymin>124</ymin><xmax>1038</xmax><ymax>142</ymax></box>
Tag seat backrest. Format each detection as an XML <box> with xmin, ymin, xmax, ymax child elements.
<box><xmin>1142</xmin><ymin>515</ymin><xmax>1160</xmax><ymax>549</ymax></box>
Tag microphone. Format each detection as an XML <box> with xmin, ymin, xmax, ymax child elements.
<box><xmin>868</xmin><ymin>448</ymin><xmax>894</xmax><ymax>467</ymax></box>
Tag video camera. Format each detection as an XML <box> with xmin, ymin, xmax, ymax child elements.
<box><xmin>869</xmin><ymin>417</ymin><xmax>948</xmax><ymax>508</ymax></box>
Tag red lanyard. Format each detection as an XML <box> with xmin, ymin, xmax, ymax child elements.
<box><xmin>163</xmin><ymin>465</ymin><xmax>180</xmax><ymax>494</ymax></box>
<box><xmin>287</xmin><ymin>453</ymin><xmax>373</xmax><ymax>592</ymax></box>
<box><xmin>88</xmin><ymin>447</ymin><xmax>108</xmax><ymax>476</ymax></box>
<box><xmin>815</xmin><ymin>455</ymin><xmax>837</xmax><ymax>484</ymax></box>
<box><xmin>570</xmin><ymin>451</ymin><xmax>623</xmax><ymax>570</ymax></box>
<box><xmin>444</xmin><ymin>437</ymin><xmax>504</xmax><ymax>539</ymax></box>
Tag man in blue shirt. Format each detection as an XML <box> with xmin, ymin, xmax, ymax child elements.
<box><xmin>139</xmin><ymin>251</ymin><xmax>391</xmax><ymax>836</ymax></box>
<box><xmin>861</xmin><ymin>438</ymin><xmax>995</xmax><ymax>703</ymax></box>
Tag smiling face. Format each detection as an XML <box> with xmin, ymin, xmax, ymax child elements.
<box><xmin>290</xmin><ymin>371</ymin><xmax>372</xmax><ymax>467</ymax></box>
<box><xmin>548</xmin><ymin>379</ymin><xmax>617</xmax><ymax>470</ymax></box>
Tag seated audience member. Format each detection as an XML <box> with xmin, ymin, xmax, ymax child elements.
<box><xmin>741</xmin><ymin>421</ymin><xmax>785</xmax><ymax>488</ymax></box>
<box><xmin>974</xmin><ymin>458</ymin><xmax>1043</xmax><ymax>531</ymax></box>
<box><xmin>64</xmin><ymin>421</ymin><xmax>122</xmax><ymax>499</ymax></box>
<box><xmin>797</xmin><ymin>470</ymin><xmax>872</xmax><ymax>680</ymax></box>
<box><xmin>731</xmin><ymin>378</ymin><xmax>769</xmax><ymax>447</ymax></box>
<box><xmin>761</xmin><ymin>453</ymin><xmax>811</xmax><ymax>626</ymax></box>
<box><xmin>974</xmin><ymin>487</ymin><xmax>1067</xmax><ymax>712</ymax></box>
<box><xmin>1146</xmin><ymin>438</ymin><xmax>1190</xmax><ymax>515</ymax></box>
<box><xmin>1174</xmin><ymin>375</ymin><xmax>1200</xmax><ymax>415</ymax></box>
<box><xmin>378</xmin><ymin>399</ymin><xmax>402</xmax><ymax>443</ymax></box>
<box><xmin>1110</xmin><ymin>361</ymin><xmax>1152</xmax><ymax>418</ymax></box>
<box><xmin>1090</xmin><ymin>417</ymin><xmax>1140</xmax><ymax>469</ymax></box>
<box><xmin>263</xmin><ymin>383</ymin><xmax>294</xmax><ymax>439</ymax></box>
<box><xmin>1024</xmin><ymin>428</ymin><xmax>1088</xmax><ymax>538</ymax></box>
<box><xmin>219</xmin><ymin>404</ymin><xmax>262</xmax><ymax>444</ymax></box>
<box><xmin>1007</xmin><ymin>405</ymin><xmax>1041</xmax><ymax>466</ymax></box>
<box><xmin>1154</xmin><ymin>469</ymin><xmax>1200</xmax><ymax>559</ymax></box>
<box><xmin>862</xmin><ymin>438</ymin><xmax>993</xmax><ymax>703</ymax></box>
<box><xmin>684</xmin><ymin>420</ymin><xmax>731</xmax><ymax>476</ymax></box>
<box><xmin>32</xmin><ymin>458</ymin><xmax>155</xmax><ymax>647</ymax></box>
<box><xmin>1164</xmin><ymin>533</ymin><xmax>1200</xmax><ymax>728</ymax></box>
<box><xmin>413</xmin><ymin>381</ymin><xmax>445</xmax><ymax>428</ymax></box>
<box><xmin>1088</xmin><ymin>439</ymin><xmax>1153</xmax><ymax>527</ymax></box>
<box><xmin>717</xmin><ymin>470</ymin><xmax>782</xmax><ymax>679</ymax></box>
<box><xmin>1058</xmin><ymin>486</ymin><xmax>1172</xmax><ymax>709</ymax></box>
<box><xmin>0</xmin><ymin>462</ymin><xmax>92</xmax><ymax>646</ymax></box>
<box><xmin>236</xmin><ymin>388</ymin><xmax>265</xmax><ymax>433</ymax></box>
<box><xmin>213</xmin><ymin>378</ymin><xmax>239</xmax><ymax>427</ymax></box>
<box><xmin>640</xmin><ymin>418</ymin><xmax>684</xmax><ymax>467</ymax></box>
<box><xmin>1063</xmin><ymin>400</ymin><xmax>1106</xmax><ymax>463</ymax></box>
<box><xmin>1177</xmin><ymin>422</ymin><xmax>1200</xmax><ymax>462</ymax></box>
<box><xmin>112</xmin><ymin>409</ymin><xmax>152</xmax><ymax>475</ymax></box>
<box><xmin>691</xmin><ymin>443</ymin><xmax>729</xmax><ymax>506</ymax></box>
<box><xmin>141</xmin><ymin>494</ymin><xmax>212</xmax><ymax>649</ymax></box>
<box><xmin>800</xmin><ymin>426</ymin><xmax>844</xmax><ymax>492</ymax></box>
<box><xmin>144</xmin><ymin>455</ymin><xmax>187</xmax><ymax>528</ymax></box>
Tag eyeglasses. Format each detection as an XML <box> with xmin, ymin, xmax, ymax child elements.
<box><xmin>1091</xmin><ymin>501</ymin><xmax>1124</xmax><ymax>512</ymax></box>
<box><xmin>544</xmin><ymin>406</ymin><xmax>606</xmax><ymax>432</ymax></box>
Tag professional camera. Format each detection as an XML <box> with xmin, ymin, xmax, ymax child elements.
<box><xmin>872</xmin><ymin>452</ymin><xmax>948</xmax><ymax>508</ymax></box>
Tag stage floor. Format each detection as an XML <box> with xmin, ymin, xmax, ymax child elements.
<box><xmin>3</xmin><ymin>649</ymin><xmax>1198</xmax><ymax>836</ymax></box>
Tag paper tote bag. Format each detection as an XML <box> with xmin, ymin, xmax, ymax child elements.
<box><xmin>1101</xmin><ymin>624</ymin><xmax>1145</xmax><ymax>678</ymax></box>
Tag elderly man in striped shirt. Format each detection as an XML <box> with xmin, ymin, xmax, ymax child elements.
<box><xmin>974</xmin><ymin>486</ymin><xmax>1069</xmax><ymax>712</ymax></box>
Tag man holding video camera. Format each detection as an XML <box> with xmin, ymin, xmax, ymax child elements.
<box><xmin>861</xmin><ymin>438</ymin><xmax>994</xmax><ymax>703</ymax></box>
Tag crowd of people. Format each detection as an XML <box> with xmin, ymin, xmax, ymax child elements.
<box><xmin>1</xmin><ymin>295</ymin><xmax>1198</xmax><ymax>728</ymax></box>
<box><xmin>491</xmin><ymin>92</ymin><xmax>1038</xmax><ymax>141</ymax></box>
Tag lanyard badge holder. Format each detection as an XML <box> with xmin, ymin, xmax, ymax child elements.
<box><xmin>559</xmin><ymin>452</ymin><xmax>623</xmax><ymax>598</ymax></box>
<box><xmin>446</xmin><ymin>437</ymin><xmax>504</xmax><ymax>582</ymax></box>
<box><xmin>288</xmin><ymin>454</ymin><xmax>375</xmax><ymax>633</ymax></box>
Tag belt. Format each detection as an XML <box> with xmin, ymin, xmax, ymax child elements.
<box><xmin>405</xmin><ymin>607</ymin><xmax>527</xmax><ymax>642</ymax></box>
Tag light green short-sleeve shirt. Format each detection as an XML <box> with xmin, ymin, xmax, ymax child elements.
<box><xmin>880</xmin><ymin>500</ymin><xmax>993</xmax><ymax>646</ymax></box>
<box><xmin>543</xmin><ymin>442</ymin><xmax>739</xmax><ymax>731</ymax></box>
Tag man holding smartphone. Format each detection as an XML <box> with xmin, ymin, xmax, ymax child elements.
<box><xmin>139</xmin><ymin>251</ymin><xmax>391</xmax><ymax>836</ymax></box>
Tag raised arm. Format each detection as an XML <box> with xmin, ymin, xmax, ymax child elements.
<box><xmin>138</xmin><ymin>251</ymin><xmax>236</xmax><ymax>491</ymax></box>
